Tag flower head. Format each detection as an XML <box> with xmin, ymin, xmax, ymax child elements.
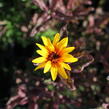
<box><xmin>32</xmin><ymin>33</ymin><xmax>78</xmax><ymax>81</ymax></box>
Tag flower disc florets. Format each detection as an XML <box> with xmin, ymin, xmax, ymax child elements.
<box><xmin>47</xmin><ymin>52</ymin><xmax>60</xmax><ymax>62</ymax></box>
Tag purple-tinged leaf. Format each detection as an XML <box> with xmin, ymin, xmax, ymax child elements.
<box><xmin>32</xmin><ymin>0</ymin><xmax>48</xmax><ymax>11</ymax></box>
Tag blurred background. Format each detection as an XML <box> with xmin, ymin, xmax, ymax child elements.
<box><xmin>0</xmin><ymin>0</ymin><xmax>109</xmax><ymax>109</ymax></box>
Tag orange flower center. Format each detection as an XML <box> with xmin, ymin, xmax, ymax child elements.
<box><xmin>47</xmin><ymin>52</ymin><xmax>60</xmax><ymax>63</ymax></box>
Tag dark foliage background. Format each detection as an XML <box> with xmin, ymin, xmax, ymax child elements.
<box><xmin>0</xmin><ymin>0</ymin><xmax>109</xmax><ymax>109</ymax></box>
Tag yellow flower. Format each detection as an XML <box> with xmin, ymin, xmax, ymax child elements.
<box><xmin>32</xmin><ymin>33</ymin><xmax>78</xmax><ymax>81</ymax></box>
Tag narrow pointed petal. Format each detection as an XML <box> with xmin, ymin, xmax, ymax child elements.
<box><xmin>58</xmin><ymin>67</ymin><xmax>68</xmax><ymax>79</ymax></box>
<box><xmin>36</xmin><ymin>43</ymin><xmax>47</xmax><ymax>52</ymax></box>
<box><xmin>34</xmin><ymin>63</ymin><xmax>45</xmax><ymax>71</ymax></box>
<box><xmin>62</xmin><ymin>63</ymin><xmax>71</xmax><ymax>70</ymax></box>
<box><xmin>44</xmin><ymin>61</ymin><xmax>51</xmax><ymax>73</ymax></box>
<box><xmin>36</xmin><ymin>50</ymin><xmax>48</xmax><ymax>57</ymax></box>
<box><xmin>50</xmin><ymin>66</ymin><xmax>58</xmax><ymax>81</ymax></box>
<box><xmin>32</xmin><ymin>57</ymin><xmax>45</xmax><ymax>63</ymax></box>
<box><xmin>47</xmin><ymin>38</ymin><xmax>54</xmax><ymax>51</ymax></box>
<box><xmin>41</xmin><ymin>36</ymin><xmax>48</xmax><ymax>46</ymax></box>
<box><xmin>53</xmin><ymin>33</ymin><xmax>60</xmax><ymax>45</ymax></box>
<box><xmin>57</xmin><ymin>37</ymin><xmax>68</xmax><ymax>48</ymax></box>
<box><xmin>62</xmin><ymin>47</ymin><xmax>75</xmax><ymax>53</ymax></box>
<box><xmin>63</xmin><ymin>54</ymin><xmax>78</xmax><ymax>63</ymax></box>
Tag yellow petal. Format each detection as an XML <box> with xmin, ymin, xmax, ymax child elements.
<box><xmin>41</xmin><ymin>36</ymin><xmax>48</xmax><ymax>46</ymax></box>
<box><xmin>44</xmin><ymin>61</ymin><xmax>51</xmax><ymax>73</ymax></box>
<box><xmin>50</xmin><ymin>66</ymin><xmax>58</xmax><ymax>81</ymax></box>
<box><xmin>58</xmin><ymin>67</ymin><xmax>68</xmax><ymax>79</ymax></box>
<box><xmin>36</xmin><ymin>50</ymin><xmax>48</xmax><ymax>57</ymax></box>
<box><xmin>62</xmin><ymin>47</ymin><xmax>75</xmax><ymax>53</ymax></box>
<box><xmin>34</xmin><ymin>63</ymin><xmax>45</xmax><ymax>71</ymax></box>
<box><xmin>32</xmin><ymin>57</ymin><xmax>45</xmax><ymax>63</ymax></box>
<box><xmin>47</xmin><ymin>38</ymin><xmax>54</xmax><ymax>51</ymax></box>
<box><xmin>63</xmin><ymin>54</ymin><xmax>78</xmax><ymax>63</ymax></box>
<box><xmin>62</xmin><ymin>63</ymin><xmax>71</xmax><ymax>70</ymax></box>
<box><xmin>57</xmin><ymin>37</ymin><xmax>68</xmax><ymax>48</ymax></box>
<box><xmin>53</xmin><ymin>33</ymin><xmax>60</xmax><ymax>45</ymax></box>
<box><xmin>36</xmin><ymin>43</ymin><xmax>47</xmax><ymax>52</ymax></box>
